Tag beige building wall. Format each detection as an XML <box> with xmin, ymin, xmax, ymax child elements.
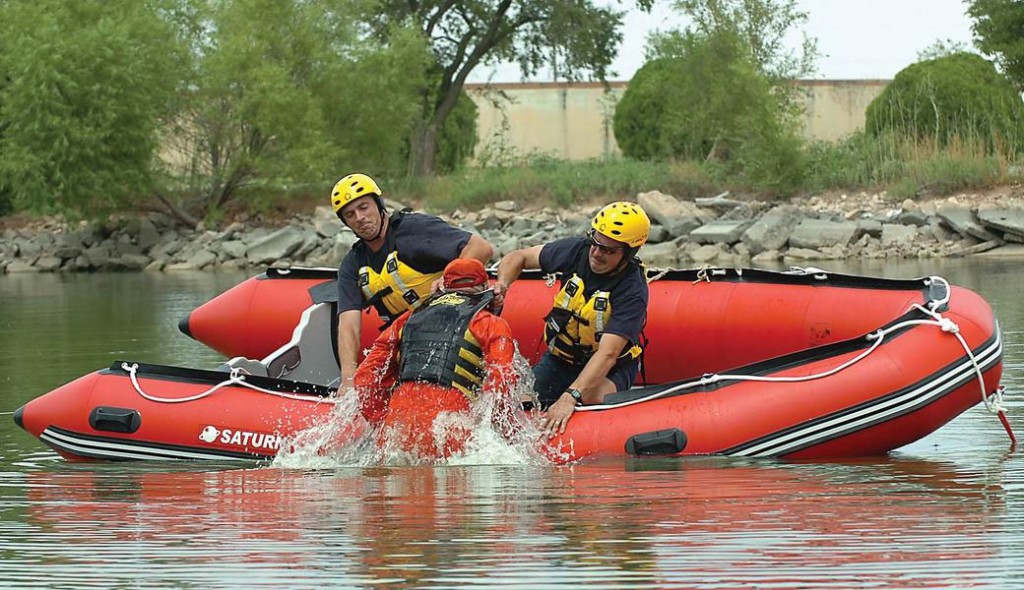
<box><xmin>798</xmin><ymin>79</ymin><xmax>890</xmax><ymax>142</ymax></box>
<box><xmin>466</xmin><ymin>79</ymin><xmax>889</xmax><ymax>161</ymax></box>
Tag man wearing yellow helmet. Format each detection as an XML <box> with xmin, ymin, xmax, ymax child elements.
<box><xmin>330</xmin><ymin>173</ymin><xmax>494</xmax><ymax>387</ymax></box>
<box><xmin>495</xmin><ymin>201</ymin><xmax>651</xmax><ymax>437</ymax></box>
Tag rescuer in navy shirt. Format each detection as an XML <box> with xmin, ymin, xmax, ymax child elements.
<box><xmin>495</xmin><ymin>201</ymin><xmax>651</xmax><ymax>437</ymax></box>
<box><xmin>329</xmin><ymin>173</ymin><xmax>493</xmax><ymax>387</ymax></box>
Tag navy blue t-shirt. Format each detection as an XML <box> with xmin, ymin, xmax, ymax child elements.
<box><xmin>336</xmin><ymin>212</ymin><xmax>471</xmax><ymax>314</ymax></box>
<box><xmin>538</xmin><ymin>236</ymin><xmax>648</xmax><ymax>345</ymax></box>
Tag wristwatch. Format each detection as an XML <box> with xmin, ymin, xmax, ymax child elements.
<box><xmin>564</xmin><ymin>388</ymin><xmax>583</xmax><ymax>404</ymax></box>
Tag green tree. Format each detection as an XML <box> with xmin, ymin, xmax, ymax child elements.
<box><xmin>0</xmin><ymin>0</ymin><xmax>187</xmax><ymax>213</ymax></box>
<box><xmin>162</xmin><ymin>0</ymin><xmax>429</xmax><ymax>225</ymax></box>
<box><xmin>435</xmin><ymin>92</ymin><xmax>479</xmax><ymax>174</ymax></box>
<box><xmin>614</xmin><ymin>0</ymin><xmax>812</xmax><ymax>192</ymax></box>
<box><xmin>865</xmin><ymin>52</ymin><xmax>1024</xmax><ymax>152</ymax></box>
<box><xmin>968</xmin><ymin>0</ymin><xmax>1024</xmax><ymax>90</ymax></box>
<box><xmin>363</xmin><ymin>0</ymin><xmax>651</xmax><ymax>177</ymax></box>
<box><xmin>671</xmin><ymin>0</ymin><xmax>817</xmax><ymax>83</ymax></box>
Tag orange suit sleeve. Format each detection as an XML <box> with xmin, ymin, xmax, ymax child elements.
<box><xmin>471</xmin><ymin>312</ymin><xmax>518</xmax><ymax>395</ymax></box>
<box><xmin>353</xmin><ymin>312</ymin><xmax>407</xmax><ymax>424</ymax></box>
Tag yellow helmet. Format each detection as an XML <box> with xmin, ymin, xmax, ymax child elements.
<box><xmin>591</xmin><ymin>201</ymin><xmax>650</xmax><ymax>248</ymax></box>
<box><xmin>330</xmin><ymin>173</ymin><xmax>382</xmax><ymax>216</ymax></box>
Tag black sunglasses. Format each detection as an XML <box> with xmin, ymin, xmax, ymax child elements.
<box><xmin>587</xmin><ymin>230</ymin><xmax>624</xmax><ymax>256</ymax></box>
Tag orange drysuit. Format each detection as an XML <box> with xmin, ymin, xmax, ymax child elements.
<box><xmin>353</xmin><ymin>295</ymin><xmax>519</xmax><ymax>459</ymax></box>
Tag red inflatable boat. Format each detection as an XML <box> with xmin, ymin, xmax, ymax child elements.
<box><xmin>14</xmin><ymin>267</ymin><xmax>1005</xmax><ymax>462</ymax></box>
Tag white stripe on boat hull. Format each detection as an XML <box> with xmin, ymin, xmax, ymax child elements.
<box><xmin>729</xmin><ymin>331</ymin><xmax>1002</xmax><ymax>457</ymax></box>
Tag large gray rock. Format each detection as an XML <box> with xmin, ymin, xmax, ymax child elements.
<box><xmin>166</xmin><ymin>250</ymin><xmax>218</xmax><ymax>271</ymax></box>
<box><xmin>507</xmin><ymin>217</ymin><xmax>539</xmax><ymax>234</ymax></box>
<box><xmin>880</xmin><ymin>224</ymin><xmax>919</xmax><ymax>250</ymax></box>
<box><xmin>688</xmin><ymin>243</ymin><xmax>728</xmax><ymax>264</ymax></box>
<box><xmin>13</xmin><ymin>237</ymin><xmax>42</xmax><ymax>261</ymax></box>
<box><xmin>246</xmin><ymin>226</ymin><xmax>309</xmax><ymax>264</ymax></box>
<box><xmin>788</xmin><ymin>219</ymin><xmax>860</xmax><ymax>249</ymax></box>
<box><xmin>896</xmin><ymin>210</ymin><xmax>931</xmax><ymax>227</ymax></box>
<box><xmin>53</xmin><ymin>243</ymin><xmax>83</xmax><ymax>261</ymax></box>
<box><xmin>856</xmin><ymin>218</ymin><xmax>883</xmax><ymax>238</ymax></box>
<box><xmin>328</xmin><ymin>230</ymin><xmax>360</xmax><ymax>262</ymax></box>
<box><xmin>936</xmin><ymin>205</ymin><xmax>999</xmax><ymax>241</ymax></box>
<box><xmin>976</xmin><ymin>206</ymin><xmax>1024</xmax><ymax>240</ymax></box>
<box><xmin>312</xmin><ymin>206</ymin><xmax>344</xmax><ymax>238</ymax></box>
<box><xmin>646</xmin><ymin>224</ymin><xmax>669</xmax><ymax>244</ymax></box>
<box><xmin>741</xmin><ymin>205</ymin><xmax>801</xmax><ymax>254</ymax></box>
<box><xmin>34</xmin><ymin>256</ymin><xmax>63</xmax><ymax>272</ymax></box>
<box><xmin>636</xmin><ymin>190</ymin><xmax>714</xmax><ymax>238</ymax></box>
<box><xmin>107</xmin><ymin>254</ymin><xmax>152</xmax><ymax>272</ymax></box>
<box><xmin>689</xmin><ymin>220</ymin><xmax>751</xmax><ymax>245</ymax></box>
<box><xmin>81</xmin><ymin>245</ymin><xmax>112</xmax><ymax>269</ymax></box>
<box><xmin>927</xmin><ymin>219</ymin><xmax>958</xmax><ymax>243</ymax></box>
<box><xmin>641</xmin><ymin>240</ymin><xmax>682</xmax><ymax>268</ymax></box>
<box><xmin>221</xmin><ymin>240</ymin><xmax>248</xmax><ymax>260</ymax></box>
<box><xmin>150</xmin><ymin>238</ymin><xmax>184</xmax><ymax>260</ymax></box>
<box><xmin>136</xmin><ymin>216</ymin><xmax>162</xmax><ymax>251</ymax></box>
<box><xmin>6</xmin><ymin>260</ymin><xmax>38</xmax><ymax>273</ymax></box>
<box><xmin>751</xmin><ymin>249</ymin><xmax>781</xmax><ymax>264</ymax></box>
<box><xmin>694</xmin><ymin>192</ymin><xmax>745</xmax><ymax>210</ymax></box>
<box><xmin>70</xmin><ymin>221</ymin><xmax>107</xmax><ymax>248</ymax></box>
<box><xmin>783</xmin><ymin>247</ymin><xmax>826</xmax><ymax>261</ymax></box>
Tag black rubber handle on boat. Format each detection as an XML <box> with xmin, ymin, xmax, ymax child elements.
<box><xmin>625</xmin><ymin>428</ymin><xmax>687</xmax><ymax>455</ymax></box>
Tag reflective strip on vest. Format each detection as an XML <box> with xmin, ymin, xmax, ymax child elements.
<box><xmin>359</xmin><ymin>251</ymin><xmax>442</xmax><ymax>318</ymax></box>
<box><xmin>545</xmin><ymin>274</ymin><xmax>641</xmax><ymax>365</ymax></box>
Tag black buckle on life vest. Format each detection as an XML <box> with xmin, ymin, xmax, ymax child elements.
<box><xmin>564</xmin><ymin>281</ymin><xmax>579</xmax><ymax>297</ymax></box>
<box><xmin>403</xmin><ymin>290</ymin><xmax>420</xmax><ymax>305</ymax></box>
<box><xmin>386</xmin><ymin>257</ymin><xmax>399</xmax><ymax>273</ymax></box>
<box><xmin>594</xmin><ymin>297</ymin><xmax>607</xmax><ymax>311</ymax></box>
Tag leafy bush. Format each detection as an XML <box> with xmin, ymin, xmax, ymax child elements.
<box><xmin>0</xmin><ymin>0</ymin><xmax>186</xmax><ymax>214</ymax></box>
<box><xmin>612</xmin><ymin>30</ymin><xmax>805</xmax><ymax>193</ymax></box>
<box><xmin>611</xmin><ymin>58</ymin><xmax>681</xmax><ymax>161</ymax></box>
<box><xmin>865</xmin><ymin>52</ymin><xmax>1024</xmax><ymax>155</ymax></box>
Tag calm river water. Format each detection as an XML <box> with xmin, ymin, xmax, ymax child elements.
<box><xmin>1</xmin><ymin>259</ymin><xmax>1023</xmax><ymax>588</ymax></box>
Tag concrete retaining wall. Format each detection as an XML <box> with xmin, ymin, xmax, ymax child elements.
<box><xmin>467</xmin><ymin>79</ymin><xmax>890</xmax><ymax>161</ymax></box>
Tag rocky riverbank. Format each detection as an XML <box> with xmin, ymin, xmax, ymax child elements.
<box><xmin>3</xmin><ymin>188</ymin><xmax>1024</xmax><ymax>274</ymax></box>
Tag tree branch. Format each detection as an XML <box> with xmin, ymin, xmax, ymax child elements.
<box><xmin>154</xmin><ymin>192</ymin><xmax>200</xmax><ymax>229</ymax></box>
<box><xmin>424</xmin><ymin>0</ymin><xmax>457</xmax><ymax>37</ymax></box>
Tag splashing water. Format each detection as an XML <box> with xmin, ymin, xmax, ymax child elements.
<box><xmin>272</xmin><ymin>387</ymin><xmax>375</xmax><ymax>469</ymax></box>
<box><xmin>274</xmin><ymin>347</ymin><xmax>560</xmax><ymax>468</ymax></box>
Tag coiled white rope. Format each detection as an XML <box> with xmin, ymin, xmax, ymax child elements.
<box><xmin>120</xmin><ymin>362</ymin><xmax>337</xmax><ymax>404</ymax></box>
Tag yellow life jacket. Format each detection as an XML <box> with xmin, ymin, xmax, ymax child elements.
<box><xmin>397</xmin><ymin>291</ymin><xmax>493</xmax><ymax>400</ymax></box>
<box><xmin>544</xmin><ymin>273</ymin><xmax>643</xmax><ymax>365</ymax></box>
<box><xmin>359</xmin><ymin>250</ymin><xmax>442</xmax><ymax>323</ymax></box>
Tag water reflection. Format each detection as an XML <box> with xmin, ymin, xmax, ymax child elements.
<box><xmin>7</xmin><ymin>456</ymin><xmax>1020</xmax><ymax>588</ymax></box>
<box><xmin>3</xmin><ymin>262</ymin><xmax>1024</xmax><ymax>587</ymax></box>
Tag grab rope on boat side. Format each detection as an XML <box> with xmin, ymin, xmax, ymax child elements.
<box><xmin>913</xmin><ymin>299</ymin><xmax>1015</xmax><ymax>447</ymax></box>
<box><xmin>582</xmin><ymin>274</ymin><xmax>1016</xmax><ymax>445</ymax></box>
<box><xmin>120</xmin><ymin>362</ymin><xmax>339</xmax><ymax>405</ymax></box>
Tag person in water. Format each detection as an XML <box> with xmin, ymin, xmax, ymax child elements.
<box><xmin>353</xmin><ymin>258</ymin><xmax>521</xmax><ymax>458</ymax></box>
<box><xmin>495</xmin><ymin>201</ymin><xmax>651</xmax><ymax>437</ymax></box>
<box><xmin>331</xmin><ymin>173</ymin><xmax>494</xmax><ymax>388</ymax></box>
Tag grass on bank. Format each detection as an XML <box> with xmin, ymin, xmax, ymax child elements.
<box><xmin>391</xmin><ymin>130</ymin><xmax>1022</xmax><ymax>213</ymax></box>
<box><xmin>3</xmin><ymin>131</ymin><xmax>1019</xmax><ymax>223</ymax></box>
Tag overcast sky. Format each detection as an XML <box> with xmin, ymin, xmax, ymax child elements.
<box><xmin>470</xmin><ymin>0</ymin><xmax>978</xmax><ymax>83</ymax></box>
